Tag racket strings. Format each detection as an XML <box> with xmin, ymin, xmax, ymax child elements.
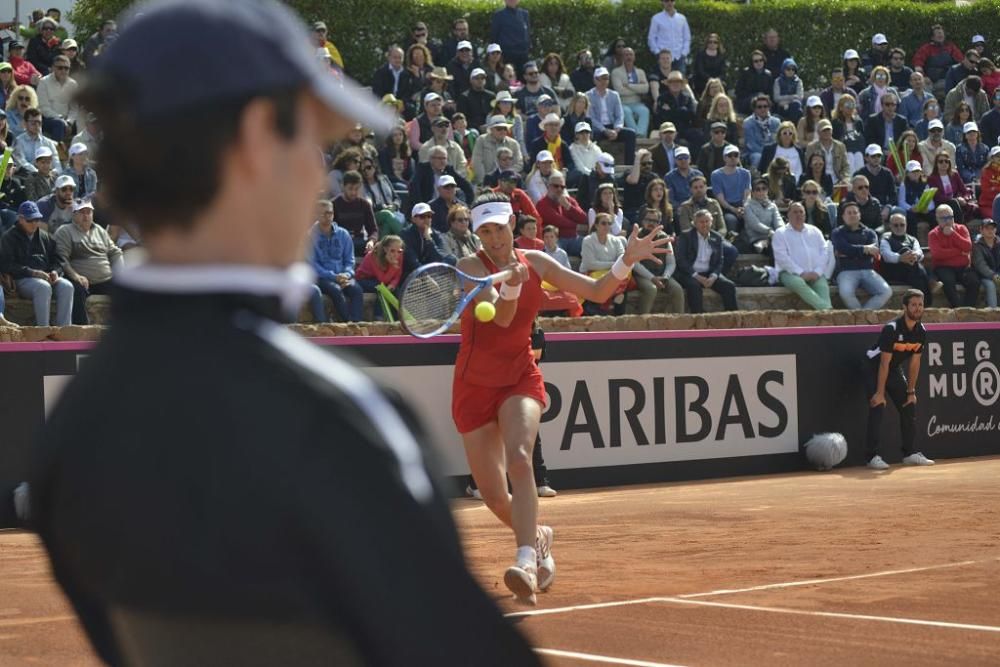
<box><xmin>400</xmin><ymin>266</ymin><xmax>465</xmax><ymax>336</ymax></box>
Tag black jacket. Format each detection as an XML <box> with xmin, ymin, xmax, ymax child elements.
<box><xmin>863</xmin><ymin>113</ymin><xmax>909</xmax><ymax>151</ymax></box>
<box><xmin>0</xmin><ymin>225</ymin><xmax>62</xmax><ymax>278</ymax></box>
<box><xmin>407</xmin><ymin>163</ymin><xmax>474</xmax><ymax>213</ymax></box>
<box><xmin>371</xmin><ymin>64</ymin><xmax>405</xmax><ymax>99</ymax></box>
<box><xmin>676</xmin><ymin>227</ymin><xmax>724</xmax><ymax>277</ymax></box>
<box><xmin>457</xmin><ymin>88</ymin><xmax>496</xmax><ymax>130</ymax></box>
<box><xmin>31</xmin><ymin>281</ymin><xmax>539</xmax><ymax>667</ymax></box>
<box><xmin>528</xmin><ymin>134</ymin><xmax>577</xmax><ymax>174</ymax></box>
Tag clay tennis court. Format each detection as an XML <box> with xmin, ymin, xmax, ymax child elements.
<box><xmin>3</xmin><ymin>457</ymin><xmax>999</xmax><ymax>665</ymax></box>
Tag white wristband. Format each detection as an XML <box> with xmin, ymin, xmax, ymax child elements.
<box><xmin>610</xmin><ymin>255</ymin><xmax>634</xmax><ymax>281</ymax></box>
<box><xmin>498</xmin><ymin>281</ymin><xmax>522</xmax><ymax>301</ymax></box>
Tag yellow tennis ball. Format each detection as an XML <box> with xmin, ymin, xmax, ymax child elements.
<box><xmin>474</xmin><ymin>300</ymin><xmax>496</xmax><ymax>322</ymax></box>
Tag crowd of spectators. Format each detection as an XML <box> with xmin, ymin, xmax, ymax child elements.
<box><xmin>3</xmin><ymin>2</ymin><xmax>1000</xmax><ymax>326</ymax></box>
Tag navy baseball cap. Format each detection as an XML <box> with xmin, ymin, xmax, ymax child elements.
<box><xmin>93</xmin><ymin>0</ymin><xmax>393</xmax><ymax>134</ymax></box>
<box><xmin>18</xmin><ymin>201</ymin><xmax>43</xmax><ymax>221</ymax></box>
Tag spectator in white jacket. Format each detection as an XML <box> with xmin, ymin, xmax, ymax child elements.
<box><xmin>772</xmin><ymin>202</ymin><xmax>833</xmax><ymax>310</ymax></box>
<box><xmin>36</xmin><ymin>55</ymin><xmax>78</xmax><ymax>143</ymax></box>
<box><xmin>569</xmin><ymin>121</ymin><xmax>602</xmax><ymax>177</ymax></box>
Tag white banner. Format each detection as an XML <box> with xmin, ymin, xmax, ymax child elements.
<box><xmin>368</xmin><ymin>355</ymin><xmax>798</xmax><ymax>476</ymax></box>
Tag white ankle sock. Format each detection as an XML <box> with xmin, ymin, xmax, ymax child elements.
<box><xmin>516</xmin><ymin>545</ymin><xmax>537</xmax><ymax>568</ymax></box>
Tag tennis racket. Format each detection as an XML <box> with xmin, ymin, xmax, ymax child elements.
<box><xmin>398</xmin><ymin>262</ymin><xmax>513</xmax><ymax>338</ymax></box>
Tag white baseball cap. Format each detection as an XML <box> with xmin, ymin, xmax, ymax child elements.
<box><xmin>487</xmin><ymin>114</ymin><xmax>511</xmax><ymax>129</ymax></box>
<box><xmin>865</xmin><ymin>144</ymin><xmax>883</xmax><ymax>156</ymax></box>
<box><xmin>574</xmin><ymin>121</ymin><xmax>591</xmax><ymax>134</ymax></box>
<box><xmin>411</xmin><ymin>202</ymin><xmax>433</xmax><ymax>216</ymax></box>
<box><xmin>674</xmin><ymin>145</ymin><xmax>691</xmax><ymax>158</ymax></box>
<box><xmin>471</xmin><ymin>201</ymin><xmax>513</xmax><ymax>232</ymax></box>
<box><xmin>872</xmin><ymin>34</ymin><xmax>888</xmax><ymax>46</ymax></box>
<box><xmin>806</xmin><ymin>95</ymin><xmax>822</xmax><ymax>108</ymax></box>
<box><xmin>905</xmin><ymin>160</ymin><xmax>922</xmax><ymax>173</ymax></box>
<box><xmin>435</xmin><ymin>174</ymin><xmax>456</xmax><ymax>188</ymax></box>
<box><xmin>593</xmin><ymin>66</ymin><xmax>609</xmax><ymax>79</ymax></box>
<box><xmin>68</xmin><ymin>142</ymin><xmax>88</xmax><ymax>157</ymax></box>
<box><xmin>470</xmin><ymin>67</ymin><xmax>486</xmax><ymax>78</ymax></box>
<box><xmin>973</xmin><ymin>35</ymin><xmax>986</xmax><ymax>45</ymax></box>
<box><xmin>597</xmin><ymin>152</ymin><xmax>615</xmax><ymax>169</ymax></box>
<box><xmin>423</xmin><ymin>92</ymin><xmax>441</xmax><ymax>104</ymax></box>
<box><xmin>72</xmin><ymin>198</ymin><xmax>94</xmax><ymax>212</ymax></box>
<box><xmin>723</xmin><ymin>144</ymin><xmax>740</xmax><ymax>156</ymax></box>
<box><xmin>844</xmin><ymin>49</ymin><xmax>860</xmax><ymax>61</ymax></box>
<box><xmin>541</xmin><ymin>112</ymin><xmax>562</xmax><ymax>126</ymax></box>
<box><xmin>963</xmin><ymin>121</ymin><xmax>979</xmax><ymax>134</ymax></box>
<box><xmin>928</xmin><ymin>118</ymin><xmax>944</xmax><ymax>130</ymax></box>
<box><xmin>486</xmin><ymin>43</ymin><xmax>502</xmax><ymax>55</ymax></box>
<box><xmin>990</xmin><ymin>146</ymin><xmax>1000</xmax><ymax>158</ymax></box>
<box><xmin>34</xmin><ymin>146</ymin><xmax>54</xmax><ymax>160</ymax></box>
<box><xmin>456</xmin><ymin>40</ymin><xmax>472</xmax><ymax>51</ymax></box>
<box><xmin>536</xmin><ymin>150</ymin><xmax>554</xmax><ymax>163</ymax></box>
<box><xmin>54</xmin><ymin>174</ymin><xmax>76</xmax><ymax>189</ymax></box>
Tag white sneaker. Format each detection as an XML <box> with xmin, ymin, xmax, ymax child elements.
<box><xmin>867</xmin><ymin>455</ymin><xmax>890</xmax><ymax>470</ymax></box>
<box><xmin>536</xmin><ymin>485</ymin><xmax>557</xmax><ymax>498</ymax></box>
<box><xmin>465</xmin><ymin>485</ymin><xmax>482</xmax><ymax>500</ymax></box>
<box><xmin>902</xmin><ymin>452</ymin><xmax>935</xmax><ymax>466</ymax></box>
<box><xmin>535</xmin><ymin>525</ymin><xmax>556</xmax><ymax>591</ymax></box>
<box><xmin>503</xmin><ymin>563</ymin><xmax>538</xmax><ymax>604</ymax></box>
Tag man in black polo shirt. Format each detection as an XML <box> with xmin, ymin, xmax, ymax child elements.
<box><xmin>863</xmin><ymin>289</ymin><xmax>935</xmax><ymax>470</ymax></box>
<box><xmin>29</xmin><ymin>2</ymin><xmax>540</xmax><ymax>666</ymax></box>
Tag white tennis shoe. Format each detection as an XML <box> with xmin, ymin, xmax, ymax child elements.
<box><xmin>867</xmin><ymin>455</ymin><xmax>890</xmax><ymax>470</ymax></box>
<box><xmin>902</xmin><ymin>452</ymin><xmax>935</xmax><ymax>466</ymax></box>
<box><xmin>503</xmin><ymin>563</ymin><xmax>538</xmax><ymax>605</ymax></box>
<box><xmin>536</xmin><ymin>525</ymin><xmax>555</xmax><ymax>591</ymax></box>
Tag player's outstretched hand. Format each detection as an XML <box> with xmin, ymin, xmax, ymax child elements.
<box><xmin>623</xmin><ymin>224</ymin><xmax>670</xmax><ymax>266</ymax></box>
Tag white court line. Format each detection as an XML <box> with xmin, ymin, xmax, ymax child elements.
<box><xmin>677</xmin><ymin>559</ymin><xmax>985</xmax><ymax>599</ymax></box>
<box><xmin>505</xmin><ymin>558</ymin><xmax>998</xmax><ymax>619</ymax></box>
<box><xmin>659</xmin><ymin>597</ymin><xmax>1000</xmax><ymax>634</ymax></box>
<box><xmin>534</xmin><ymin>648</ymin><xmax>685</xmax><ymax>667</ymax></box>
<box><xmin>506</xmin><ymin>597</ymin><xmax>665</xmax><ymax>619</ymax></box>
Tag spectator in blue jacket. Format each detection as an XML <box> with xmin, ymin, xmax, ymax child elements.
<box><xmin>832</xmin><ymin>200</ymin><xmax>892</xmax><ymax>310</ymax></box>
<box><xmin>490</xmin><ymin>0</ymin><xmax>531</xmax><ymax>76</ymax></box>
<box><xmin>955</xmin><ymin>121</ymin><xmax>989</xmax><ymax>183</ymax></box>
<box><xmin>311</xmin><ymin>199</ymin><xmax>364</xmax><ymax>322</ymax></box>
<box><xmin>743</xmin><ymin>94</ymin><xmax>780</xmax><ymax>169</ymax></box>
<box><xmin>586</xmin><ymin>67</ymin><xmax>637</xmax><ymax>163</ymax></box>
<box><xmin>664</xmin><ymin>146</ymin><xmax>703</xmax><ymax>209</ymax></box>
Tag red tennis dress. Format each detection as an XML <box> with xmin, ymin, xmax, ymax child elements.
<box><xmin>452</xmin><ymin>249</ymin><xmax>547</xmax><ymax>434</ymax></box>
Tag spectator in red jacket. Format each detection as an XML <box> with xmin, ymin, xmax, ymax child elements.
<box><xmin>978</xmin><ymin>146</ymin><xmax>1000</xmax><ymax>217</ymax></box>
<box><xmin>7</xmin><ymin>43</ymin><xmax>42</xmax><ymax>87</ymax></box>
<box><xmin>912</xmin><ymin>24</ymin><xmax>963</xmax><ymax>94</ymax></box>
<box><xmin>493</xmin><ymin>169</ymin><xmax>540</xmax><ymax>221</ymax></box>
<box><xmin>535</xmin><ymin>169</ymin><xmax>587</xmax><ymax>256</ymax></box>
<box><xmin>928</xmin><ymin>204</ymin><xmax>980</xmax><ymax>307</ymax></box>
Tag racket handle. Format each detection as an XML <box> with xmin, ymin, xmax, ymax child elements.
<box><xmin>487</xmin><ymin>267</ymin><xmax>515</xmax><ymax>285</ymax></box>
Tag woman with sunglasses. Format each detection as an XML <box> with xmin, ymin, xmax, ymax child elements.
<box><xmin>832</xmin><ymin>95</ymin><xmax>866</xmax><ymax>175</ymax></box>
<box><xmin>4</xmin><ymin>85</ymin><xmax>38</xmax><ymax>138</ymax></box>
<box><xmin>857</xmin><ymin>66</ymin><xmax>897</xmax><ymax>118</ymax></box>
<box><xmin>0</xmin><ymin>63</ymin><xmax>17</xmax><ymax>109</ymax></box>
<box><xmin>945</xmin><ymin>101</ymin><xmax>972</xmax><ymax>147</ymax></box>
<box><xmin>758</xmin><ymin>120</ymin><xmax>803</xmax><ymax>179</ymax></box>
<box><xmin>361</xmin><ymin>157</ymin><xmax>405</xmax><ymax>236</ymax></box>
<box><xmin>735</xmin><ymin>50</ymin><xmax>772</xmax><ymax>115</ymax></box>
<box><xmin>913</xmin><ymin>98</ymin><xmax>940</xmax><ymax>140</ymax></box>
<box><xmin>798</xmin><ymin>179</ymin><xmax>832</xmax><ymax>238</ymax></box>
<box><xmin>690</xmin><ymin>34</ymin><xmax>727</xmax><ymax>98</ymax></box>
<box><xmin>955</xmin><ymin>121</ymin><xmax>989</xmax><ymax>184</ymax></box>
<box><xmin>842</xmin><ymin>49</ymin><xmax>866</xmax><ymax>94</ymax></box>
<box><xmin>927</xmin><ymin>152</ymin><xmax>975</xmax><ymax>224</ymax></box>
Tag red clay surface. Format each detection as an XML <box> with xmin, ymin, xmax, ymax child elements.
<box><xmin>3</xmin><ymin>457</ymin><xmax>1000</xmax><ymax>666</ymax></box>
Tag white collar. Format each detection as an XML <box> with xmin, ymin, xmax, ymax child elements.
<box><xmin>116</xmin><ymin>262</ymin><xmax>317</xmax><ymax>316</ymax></box>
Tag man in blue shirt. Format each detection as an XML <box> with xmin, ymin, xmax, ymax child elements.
<box><xmin>490</xmin><ymin>0</ymin><xmax>531</xmax><ymax>76</ymax></box>
<box><xmin>710</xmin><ymin>144</ymin><xmax>751</xmax><ymax>237</ymax></box>
<box><xmin>312</xmin><ymin>199</ymin><xmax>364</xmax><ymax>321</ymax></box>
<box><xmin>664</xmin><ymin>146</ymin><xmax>703</xmax><ymax>209</ymax></box>
<box><xmin>832</xmin><ymin>200</ymin><xmax>892</xmax><ymax>310</ymax></box>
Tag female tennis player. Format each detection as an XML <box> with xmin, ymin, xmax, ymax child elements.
<box><xmin>454</xmin><ymin>190</ymin><xmax>669</xmax><ymax>603</ymax></box>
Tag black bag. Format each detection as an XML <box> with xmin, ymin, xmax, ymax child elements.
<box><xmin>734</xmin><ymin>265</ymin><xmax>770</xmax><ymax>287</ymax></box>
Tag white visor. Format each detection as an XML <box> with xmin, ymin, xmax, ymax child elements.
<box><xmin>471</xmin><ymin>202</ymin><xmax>514</xmax><ymax>232</ymax></box>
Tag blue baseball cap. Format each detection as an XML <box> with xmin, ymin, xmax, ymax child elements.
<box><xmin>93</xmin><ymin>0</ymin><xmax>393</xmax><ymax>133</ymax></box>
<box><xmin>18</xmin><ymin>201</ymin><xmax>43</xmax><ymax>221</ymax></box>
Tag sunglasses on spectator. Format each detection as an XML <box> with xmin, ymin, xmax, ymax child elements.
<box><xmin>753</xmin><ymin>59</ymin><xmax>764</xmax><ymax>64</ymax></box>
<box><xmin>54</xmin><ymin>66</ymin><xmax>69</xmax><ymax>71</ymax></box>
<box><xmin>939</xmin><ymin>214</ymin><xmax>955</xmax><ymax>221</ymax></box>
<box><xmin>756</xmin><ymin>104</ymin><xmax>769</xmax><ymax>109</ymax></box>
<box><xmin>676</xmin><ymin>154</ymin><xmax>690</xmax><ymax>159</ymax></box>
<box><xmin>414</xmin><ymin>213</ymin><xmax>433</xmax><ymax>219</ymax></box>
<box><xmin>712</xmin><ymin>128</ymin><xmax>726</xmax><ymax>133</ymax></box>
<box><xmin>17</xmin><ymin>96</ymin><xmax>30</xmax><ymax>102</ymax></box>
<box><xmin>549</xmin><ymin>183</ymin><xmax>566</xmax><ymax>189</ymax></box>
<box><xmin>844</xmin><ymin>102</ymin><xmax>856</xmax><ymax>108</ymax></box>
<box><xmin>937</xmin><ymin>159</ymin><xmax>950</xmax><ymax>164</ymax></box>
<box><xmin>802</xmin><ymin>189</ymin><xmax>818</xmax><ymax>195</ymax></box>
